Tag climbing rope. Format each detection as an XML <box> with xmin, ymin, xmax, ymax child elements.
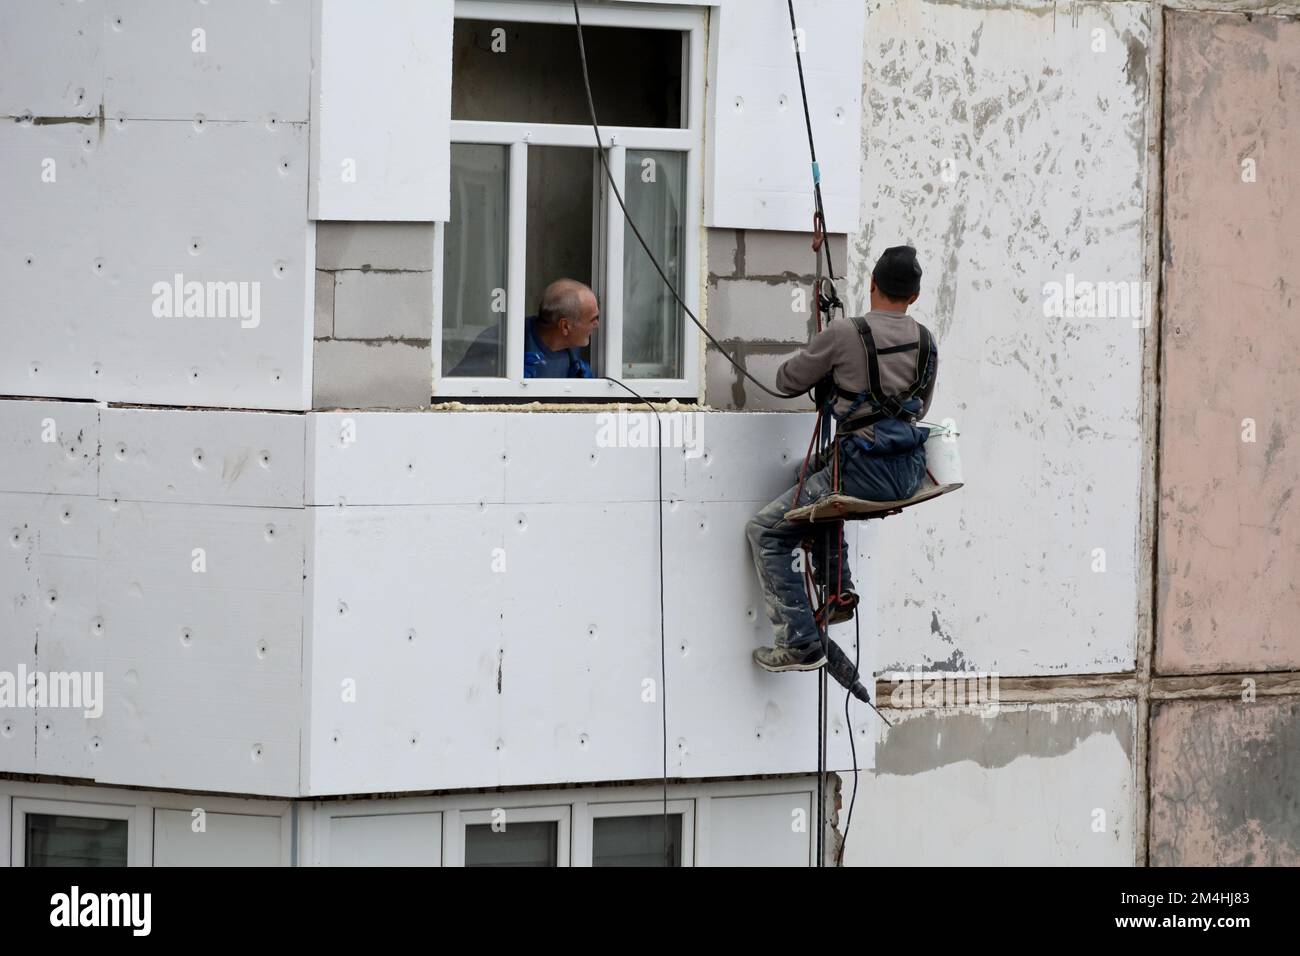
<box><xmin>571</xmin><ymin>0</ymin><xmax>872</xmax><ymax>866</ymax></box>
<box><xmin>785</xmin><ymin>0</ymin><xmax>888</xmax><ymax>866</ymax></box>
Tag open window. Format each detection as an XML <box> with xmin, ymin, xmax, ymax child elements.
<box><xmin>436</xmin><ymin>1</ymin><xmax>704</xmax><ymax>399</ymax></box>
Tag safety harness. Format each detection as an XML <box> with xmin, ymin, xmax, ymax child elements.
<box><xmin>832</xmin><ymin>317</ymin><xmax>935</xmax><ymax>436</ymax></box>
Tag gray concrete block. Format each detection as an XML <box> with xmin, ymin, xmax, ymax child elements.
<box><xmin>742</xmin><ymin>229</ymin><xmax>848</xmax><ymax>278</ymax></box>
<box><xmin>314</xmin><ymin>270</ymin><xmax>335</xmax><ymax>339</ymax></box>
<box><xmin>315</xmin><ymin>222</ymin><xmax>436</xmax><ymax>271</ymax></box>
<box><xmin>707</xmin><ymin>277</ymin><xmax>819</xmax><ymax>342</ymax></box>
<box><xmin>333</xmin><ymin>270</ymin><xmax>433</xmax><ymax>340</ymax></box>
<box><xmin>312</xmin><ymin>339</ymin><xmax>431</xmax><ymax>409</ymax></box>
<box><xmin>705</xmin><ymin>347</ymin><xmax>812</xmax><ymax>412</ymax></box>
<box><xmin>707</xmin><ymin>228</ymin><xmax>740</xmax><ymax>278</ymax></box>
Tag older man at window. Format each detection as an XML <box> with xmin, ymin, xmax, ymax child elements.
<box><xmin>451</xmin><ymin>278</ymin><xmax>599</xmax><ymax>378</ymax></box>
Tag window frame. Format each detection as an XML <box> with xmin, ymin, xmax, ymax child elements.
<box><xmin>573</xmin><ymin>797</ymin><xmax>696</xmax><ymax>867</ymax></box>
<box><xmin>435</xmin><ymin>0</ymin><xmax>706</xmax><ymax>400</ymax></box>
<box><xmin>11</xmin><ymin>797</ymin><xmax>143</xmax><ymax>868</ymax></box>
<box><xmin>447</xmin><ymin>803</ymin><xmax>573</xmax><ymax>867</ymax></box>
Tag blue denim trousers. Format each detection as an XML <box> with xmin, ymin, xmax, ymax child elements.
<box><xmin>746</xmin><ymin>438</ymin><xmax>927</xmax><ymax>650</ymax></box>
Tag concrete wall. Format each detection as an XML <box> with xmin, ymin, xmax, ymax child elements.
<box><xmin>828</xmin><ymin>0</ymin><xmax>1297</xmax><ymax>867</ymax></box>
<box><xmin>849</xmin><ymin>0</ymin><xmax>1151</xmax><ymax>677</ymax></box>
<box><xmin>703</xmin><ymin>229</ymin><xmax>847</xmax><ymax>411</ymax></box>
<box><xmin>1150</xmin><ymin>697</ymin><xmax>1300</xmax><ymax>866</ymax></box>
<box><xmin>313</xmin><ymin>223</ymin><xmax>435</xmax><ymax>409</ymax></box>
<box><xmin>1157</xmin><ymin>10</ymin><xmax>1300</xmax><ymax>674</ymax></box>
<box><xmin>841</xmin><ymin>700</ymin><xmax>1136</xmax><ymax>865</ymax></box>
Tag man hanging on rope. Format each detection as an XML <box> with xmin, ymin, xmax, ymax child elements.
<box><xmin>747</xmin><ymin>246</ymin><xmax>939</xmax><ymax>672</ymax></box>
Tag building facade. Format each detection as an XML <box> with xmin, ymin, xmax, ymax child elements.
<box><xmin>1</xmin><ymin>0</ymin><xmax>1296</xmax><ymax>866</ymax></box>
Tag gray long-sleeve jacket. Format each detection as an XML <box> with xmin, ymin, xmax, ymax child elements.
<box><xmin>774</xmin><ymin>309</ymin><xmax>938</xmax><ymax>442</ymax></box>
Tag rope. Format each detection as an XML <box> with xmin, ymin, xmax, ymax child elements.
<box><xmin>572</xmin><ymin>1</ymin><xmax>791</xmax><ymax>401</ymax></box>
<box><xmin>785</xmin><ymin>0</ymin><xmax>859</xmax><ymax>868</ymax></box>
<box><xmin>571</xmin><ymin>0</ymin><xmax>866</xmax><ymax>867</ymax></box>
<box><xmin>786</xmin><ymin>0</ymin><xmax>837</xmax><ymax>284</ymax></box>
<box><xmin>600</xmin><ymin>377</ymin><xmax>670</xmax><ymax>865</ymax></box>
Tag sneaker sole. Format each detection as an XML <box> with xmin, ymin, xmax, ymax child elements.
<box><xmin>756</xmin><ymin>653</ymin><xmax>828</xmax><ymax>673</ymax></box>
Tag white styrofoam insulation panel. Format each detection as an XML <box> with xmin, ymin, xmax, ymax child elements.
<box><xmin>101</xmin><ymin>0</ymin><xmax>312</xmax><ymax>123</ymax></box>
<box><xmin>310</xmin><ymin>0</ymin><xmax>453</xmax><ymax>221</ymax></box>
<box><xmin>0</xmin><ymin>0</ymin><xmax>106</xmax><ymax>119</ymax></box>
<box><xmin>0</xmin><ymin>399</ymin><xmax>100</xmax><ymax>496</ymax></box>
<box><xmin>100</xmin><ymin>406</ymin><xmax>306</xmax><ymax>508</ymax></box>
<box><xmin>0</xmin><ymin>399</ymin><xmax>305</xmax><ymax>796</ymax></box>
<box><xmin>4</xmin><ymin>402</ymin><xmax>884</xmax><ymax>797</ymax></box>
<box><xmin>0</xmin><ymin>0</ymin><xmax>310</xmax><ymax>122</ymax></box>
<box><xmin>0</xmin><ymin>400</ymin><xmax>101</xmax><ymax>775</ymax></box>
<box><xmin>849</xmin><ymin>0</ymin><xmax>1151</xmax><ymax>676</ymax></box>
<box><xmin>88</xmin><ymin>498</ymin><xmax>304</xmax><ymax>794</ymax></box>
<box><xmin>0</xmin><ymin>117</ymin><xmax>314</xmax><ymax>410</ymax></box>
<box><xmin>706</xmin><ymin>0</ymin><xmax>865</xmax><ymax>232</ymax></box>
<box><xmin>305</xmin><ymin>411</ymin><xmax>877</xmax><ymax>795</ymax></box>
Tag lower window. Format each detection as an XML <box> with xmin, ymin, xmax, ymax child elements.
<box><xmin>26</xmin><ymin>814</ymin><xmax>129</xmax><ymax>868</ymax></box>
<box><xmin>465</xmin><ymin>820</ymin><xmax>559</xmax><ymax>867</ymax></box>
<box><xmin>593</xmin><ymin>813</ymin><xmax>683</xmax><ymax>867</ymax></box>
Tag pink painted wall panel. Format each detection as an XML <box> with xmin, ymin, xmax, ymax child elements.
<box><xmin>1149</xmin><ymin>697</ymin><xmax>1300</xmax><ymax>866</ymax></box>
<box><xmin>1158</xmin><ymin>12</ymin><xmax>1300</xmax><ymax>674</ymax></box>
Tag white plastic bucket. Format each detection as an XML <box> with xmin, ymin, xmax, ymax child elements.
<box><xmin>922</xmin><ymin>424</ymin><xmax>962</xmax><ymax>487</ymax></box>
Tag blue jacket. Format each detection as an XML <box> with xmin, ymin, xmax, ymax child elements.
<box><xmin>449</xmin><ymin>316</ymin><xmax>593</xmax><ymax>379</ymax></box>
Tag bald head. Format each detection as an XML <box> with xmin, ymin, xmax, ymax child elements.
<box><xmin>535</xmin><ymin>279</ymin><xmax>599</xmax><ymax>349</ymax></box>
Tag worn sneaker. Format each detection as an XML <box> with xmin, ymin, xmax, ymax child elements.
<box><xmin>753</xmin><ymin>642</ymin><xmax>828</xmax><ymax>673</ymax></box>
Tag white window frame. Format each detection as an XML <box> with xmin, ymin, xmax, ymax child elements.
<box><xmin>11</xmin><ymin>797</ymin><xmax>145</xmax><ymax>867</ymax></box>
<box><xmin>434</xmin><ymin>0</ymin><xmax>706</xmax><ymax>400</ymax></box>
<box><xmin>446</xmin><ymin>804</ymin><xmax>573</xmax><ymax>867</ymax></box>
<box><xmin>573</xmin><ymin>797</ymin><xmax>695</xmax><ymax>867</ymax></box>
<box><xmin>0</xmin><ymin>778</ymin><xmax>815</xmax><ymax>866</ymax></box>
<box><xmin>3</xmin><ymin>781</ymin><xmax>292</xmax><ymax>867</ymax></box>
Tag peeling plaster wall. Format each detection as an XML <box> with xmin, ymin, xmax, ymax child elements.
<box><xmin>848</xmin><ymin>0</ymin><xmax>1152</xmax><ymax>675</ymax></box>
<box><xmin>1157</xmin><ymin>11</ymin><xmax>1300</xmax><ymax>674</ymax></box>
<box><xmin>840</xmin><ymin>700</ymin><xmax>1136</xmax><ymax>865</ymax></box>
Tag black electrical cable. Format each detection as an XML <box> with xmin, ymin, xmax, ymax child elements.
<box><xmin>811</xmin><ymin>532</ymin><xmax>821</xmax><ymax>866</ymax></box>
<box><xmin>601</xmin><ymin>376</ymin><xmax>670</xmax><ymax>865</ymax></box>
<box><xmin>573</xmin><ymin>0</ymin><xmax>865</xmax><ymax>867</ymax></box>
<box><xmin>571</xmin><ymin>1</ymin><xmax>791</xmax><ymax>401</ymax></box>
<box><xmin>840</xmin><ymin>602</ymin><xmax>862</xmax><ymax>864</ymax></box>
<box><xmin>786</xmin><ymin>0</ymin><xmax>863</xmax><ymax>867</ymax></box>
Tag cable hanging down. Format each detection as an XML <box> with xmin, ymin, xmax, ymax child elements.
<box><xmin>573</xmin><ymin>0</ymin><xmax>872</xmax><ymax>868</ymax></box>
<box><xmin>571</xmin><ymin>1</ymin><xmax>791</xmax><ymax>401</ymax></box>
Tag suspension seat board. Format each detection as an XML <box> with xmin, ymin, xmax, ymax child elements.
<box><xmin>785</xmin><ymin>482</ymin><xmax>963</xmax><ymax>523</ymax></box>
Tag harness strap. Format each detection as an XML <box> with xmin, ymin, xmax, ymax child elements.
<box><xmin>831</xmin><ymin>318</ymin><xmax>935</xmax><ymax>430</ymax></box>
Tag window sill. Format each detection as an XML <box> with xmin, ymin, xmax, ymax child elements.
<box><xmin>433</xmin><ymin>377</ymin><xmax>698</xmax><ymax>401</ymax></box>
